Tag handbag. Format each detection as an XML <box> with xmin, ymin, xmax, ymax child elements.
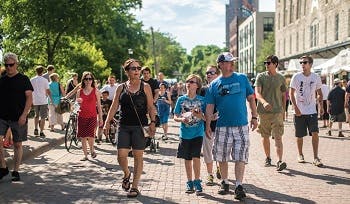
<box><xmin>55</xmin><ymin>98</ymin><xmax>70</xmax><ymax>114</ymax></box>
<box><xmin>124</xmin><ymin>83</ymin><xmax>152</xmax><ymax>138</ymax></box>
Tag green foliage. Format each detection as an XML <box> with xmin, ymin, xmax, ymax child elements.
<box><xmin>256</xmin><ymin>32</ymin><xmax>275</xmax><ymax>74</ymax></box>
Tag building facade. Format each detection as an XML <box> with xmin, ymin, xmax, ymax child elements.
<box><xmin>275</xmin><ymin>0</ymin><xmax>350</xmax><ymax>67</ymax></box>
<box><xmin>238</xmin><ymin>12</ymin><xmax>275</xmax><ymax>78</ymax></box>
<box><xmin>226</xmin><ymin>0</ymin><xmax>258</xmax><ymax>55</ymax></box>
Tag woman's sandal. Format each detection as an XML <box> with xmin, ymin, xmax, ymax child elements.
<box><xmin>122</xmin><ymin>172</ymin><xmax>131</xmax><ymax>191</ymax></box>
<box><xmin>91</xmin><ymin>152</ymin><xmax>97</xmax><ymax>158</ymax></box>
<box><xmin>127</xmin><ymin>188</ymin><xmax>140</xmax><ymax>198</ymax></box>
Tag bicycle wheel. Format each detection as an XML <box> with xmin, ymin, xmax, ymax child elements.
<box><xmin>65</xmin><ymin>118</ymin><xmax>74</xmax><ymax>152</ymax></box>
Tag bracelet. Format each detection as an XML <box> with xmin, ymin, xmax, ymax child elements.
<box><xmin>251</xmin><ymin>117</ymin><xmax>258</xmax><ymax>120</ymax></box>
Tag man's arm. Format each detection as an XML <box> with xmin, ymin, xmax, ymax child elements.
<box><xmin>247</xmin><ymin>94</ymin><xmax>258</xmax><ymax>131</ymax></box>
<box><xmin>316</xmin><ymin>88</ymin><xmax>324</xmax><ymax>115</ymax></box>
<box><xmin>19</xmin><ymin>90</ymin><xmax>33</xmax><ymax>125</ymax></box>
<box><xmin>205</xmin><ymin>104</ymin><xmax>214</xmax><ymax>138</ymax></box>
<box><xmin>255</xmin><ymin>86</ymin><xmax>272</xmax><ymax>111</ymax></box>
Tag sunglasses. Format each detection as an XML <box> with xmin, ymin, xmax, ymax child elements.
<box><xmin>263</xmin><ymin>61</ymin><xmax>272</xmax><ymax>65</ymax></box>
<box><xmin>299</xmin><ymin>61</ymin><xmax>309</xmax><ymax>65</ymax></box>
<box><xmin>84</xmin><ymin>77</ymin><xmax>93</xmax><ymax>81</ymax></box>
<box><xmin>4</xmin><ymin>63</ymin><xmax>15</xmax><ymax>68</ymax></box>
<box><xmin>128</xmin><ymin>66</ymin><xmax>142</xmax><ymax>71</ymax></box>
<box><xmin>206</xmin><ymin>71</ymin><xmax>217</xmax><ymax>75</ymax></box>
<box><xmin>186</xmin><ymin>80</ymin><xmax>197</xmax><ymax>84</ymax></box>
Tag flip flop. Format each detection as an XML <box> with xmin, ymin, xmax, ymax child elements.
<box><xmin>122</xmin><ymin>172</ymin><xmax>131</xmax><ymax>191</ymax></box>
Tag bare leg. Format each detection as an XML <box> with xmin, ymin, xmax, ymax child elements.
<box><xmin>206</xmin><ymin>162</ymin><xmax>213</xmax><ymax>175</ymax></box>
<box><xmin>297</xmin><ymin>137</ymin><xmax>303</xmax><ymax>155</ymax></box>
<box><xmin>13</xmin><ymin>142</ymin><xmax>23</xmax><ymax>172</ymax></box>
<box><xmin>311</xmin><ymin>132</ymin><xmax>319</xmax><ymax>159</ymax></box>
<box><xmin>0</xmin><ymin>136</ymin><xmax>6</xmax><ymax>168</ymax></box>
<box><xmin>81</xmin><ymin>138</ymin><xmax>88</xmax><ymax>158</ymax></box>
<box><xmin>131</xmin><ymin>150</ymin><xmax>144</xmax><ymax>189</ymax></box>
<box><xmin>117</xmin><ymin>148</ymin><xmax>131</xmax><ymax>177</ymax></box>
<box><xmin>262</xmin><ymin>137</ymin><xmax>270</xmax><ymax>158</ymax></box>
<box><xmin>185</xmin><ymin>160</ymin><xmax>192</xmax><ymax>181</ymax></box>
<box><xmin>274</xmin><ymin>136</ymin><xmax>283</xmax><ymax>161</ymax></box>
<box><xmin>235</xmin><ymin>161</ymin><xmax>245</xmax><ymax>184</ymax></box>
<box><xmin>39</xmin><ymin>119</ymin><xmax>45</xmax><ymax>132</ymax></box>
<box><xmin>219</xmin><ymin>161</ymin><xmax>228</xmax><ymax>180</ymax></box>
<box><xmin>87</xmin><ymin>137</ymin><xmax>95</xmax><ymax>154</ymax></box>
<box><xmin>34</xmin><ymin>116</ymin><xmax>39</xmax><ymax>130</ymax></box>
<box><xmin>193</xmin><ymin>157</ymin><xmax>201</xmax><ymax>180</ymax></box>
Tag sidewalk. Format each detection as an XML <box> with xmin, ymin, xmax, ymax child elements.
<box><xmin>4</xmin><ymin>113</ymin><xmax>69</xmax><ymax>168</ymax></box>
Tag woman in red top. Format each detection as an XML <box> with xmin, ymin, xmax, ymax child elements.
<box><xmin>76</xmin><ymin>72</ymin><xmax>103</xmax><ymax>161</ymax></box>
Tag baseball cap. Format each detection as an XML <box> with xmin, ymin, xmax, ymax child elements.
<box><xmin>216</xmin><ymin>52</ymin><xmax>237</xmax><ymax>63</ymax></box>
<box><xmin>334</xmin><ymin>78</ymin><xmax>341</xmax><ymax>84</ymax></box>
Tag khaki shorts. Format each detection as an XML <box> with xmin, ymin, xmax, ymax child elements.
<box><xmin>257</xmin><ymin>113</ymin><xmax>284</xmax><ymax>138</ymax></box>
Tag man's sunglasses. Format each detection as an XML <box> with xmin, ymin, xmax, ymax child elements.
<box><xmin>263</xmin><ymin>61</ymin><xmax>272</xmax><ymax>65</ymax></box>
<box><xmin>4</xmin><ymin>63</ymin><xmax>15</xmax><ymax>68</ymax></box>
<box><xmin>299</xmin><ymin>61</ymin><xmax>309</xmax><ymax>65</ymax></box>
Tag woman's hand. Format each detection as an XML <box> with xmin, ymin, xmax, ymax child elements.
<box><xmin>103</xmin><ymin>122</ymin><xmax>111</xmax><ymax>136</ymax></box>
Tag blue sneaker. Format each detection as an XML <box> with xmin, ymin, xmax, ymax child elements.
<box><xmin>185</xmin><ymin>180</ymin><xmax>194</xmax><ymax>193</ymax></box>
<box><xmin>193</xmin><ymin>179</ymin><xmax>203</xmax><ymax>194</ymax></box>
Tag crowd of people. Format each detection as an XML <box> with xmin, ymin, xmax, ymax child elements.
<box><xmin>0</xmin><ymin>51</ymin><xmax>349</xmax><ymax>201</ymax></box>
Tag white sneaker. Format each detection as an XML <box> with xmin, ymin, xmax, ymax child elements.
<box><xmin>297</xmin><ymin>154</ymin><xmax>305</xmax><ymax>163</ymax></box>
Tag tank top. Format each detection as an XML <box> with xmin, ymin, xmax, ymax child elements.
<box><xmin>119</xmin><ymin>82</ymin><xmax>148</xmax><ymax>126</ymax></box>
<box><xmin>79</xmin><ymin>88</ymin><xmax>97</xmax><ymax>118</ymax></box>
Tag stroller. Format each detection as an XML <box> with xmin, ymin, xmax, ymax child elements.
<box><xmin>145</xmin><ymin>115</ymin><xmax>161</xmax><ymax>152</ymax></box>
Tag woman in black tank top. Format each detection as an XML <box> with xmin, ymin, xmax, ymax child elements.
<box><xmin>103</xmin><ymin>58</ymin><xmax>157</xmax><ymax>198</ymax></box>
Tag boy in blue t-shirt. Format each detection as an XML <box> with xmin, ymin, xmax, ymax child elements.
<box><xmin>174</xmin><ymin>74</ymin><xmax>206</xmax><ymax>195</ymax></box>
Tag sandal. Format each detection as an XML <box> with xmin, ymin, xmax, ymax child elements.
<box><xmin>122</xmin><ymin>172</ymin><xmax>131</xmax><ymax>191</ymax></box>
<box><xmin>91</xmin><ymin>152</ymin><xmax>97</xmax><ymax>158</ymax></box>
<box><xmin>80</xmin><ymin>157</ymin><xmax>88</xmax><ymax>161</ymax></box>
<box><xmin>127</xmin><ymin>188</ymin><xmax>140</xmax><ymax>198</ymax></box>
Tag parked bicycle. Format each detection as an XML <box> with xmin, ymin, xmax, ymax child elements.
<box><xmin>65</xmin><ymin>101</ymin><xmax>81</xmax><ymax>152</ymax></box>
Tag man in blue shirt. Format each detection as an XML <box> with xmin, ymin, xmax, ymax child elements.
<box><xmin>205</xmin><ymin>52</ymin><xmax>258</xmax><ymax>200</ymax></box>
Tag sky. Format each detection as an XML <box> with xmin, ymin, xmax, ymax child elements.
<box><xmin>132</xmin><ymin>0</ymin><xmax>276</xmax><ymax>53</ymax></box>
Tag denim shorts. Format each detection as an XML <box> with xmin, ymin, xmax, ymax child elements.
<box><xmin>0</xmin><ymin>118</ymin><xmax>28</xmax><ymax>142</ymax></box>
<box><xmin>117</xmin><ymin>125</ymin><xmax>146</xmax><ymax>150</ymax></box>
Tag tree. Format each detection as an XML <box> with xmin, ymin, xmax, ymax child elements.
<box><xmin>256</xmin><ymin>32</ymin><xmax>275</xmax><ymax>74</ymax></box>
<box><xmin>189</xmin><ymin>45</ymin><xmax>222</xmax><ymax>79</ymax></box>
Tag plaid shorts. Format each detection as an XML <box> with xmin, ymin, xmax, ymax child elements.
<box><xmin>213</xmin><ymin>125</ymin><xmax>250</xmax><ymax>163</ymax></box>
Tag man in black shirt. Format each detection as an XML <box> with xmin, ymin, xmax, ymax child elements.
<box><xmin>141</xmin><ymin>67</ymin><xmax>159</xmax><ymax>103</ymax></box>
<box><xmin>327</xmin><ymin>79</ymin><xmax>346</xmax><ymax>137</ymax></box>
<box><xmin>0</xmin><ymin>52</ymin><xmax>34</xmax><ymax>181</ymax></box>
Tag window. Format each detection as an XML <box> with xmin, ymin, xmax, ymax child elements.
<box><xmin>310</xmin><ymin>20</ymin><xmax>319</xmax><ymax>48</ymax></box>
<box><xmin>335</xmin><ymin>14</ymin><xmax>339</xmax><ymax>41</ymax></box>
<box><xmin>278</xmin><ymin>13</ymin><xmax>280</xmax><ymax>29</ymax></box>
<box><xmin>283</xmin><ymin>38</ymin><xmax>286</xmax><ymax>56</ymax></box>
<box><xmin>263</xmin><ymin>17</ymin><xmax>274</xmax><ymax>32</ymax></box>
<box><xmin>324</xmin><ymin>19</ymin><xmax>327</xmax><ymax>43</ymax></box>
<box><xmin>250</xmin><ymin>21</ymin><xmax>254</xmax><ymax>45</ymax></box>
<box><xmin>296</xmin><ymin>0</ymin><xmax>301</xmax><ymax>19</ymax></box>
<box><xmin>290</xmin><ymin>3</ymin><xmax>293</xmax><ymax>23</ymax></box>
<box><xmin>296</xmin><ymin>32</ymin><xmax>299</xmax><ymax>52</ymax></box>
<box><xmin>290</xmin><ymin>35</ymin><xmax>292</xmax><ymax>54</ymax></box>
<box><xmin>283</xmin><ymin>0</ymin><xmax>287</xmax><ymax>26</ymax></box>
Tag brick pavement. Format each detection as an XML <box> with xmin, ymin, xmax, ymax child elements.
<box><xmin>0</xmin><ymin>114</ymin><xmax>349</xmax><ymax>203</ymax></box>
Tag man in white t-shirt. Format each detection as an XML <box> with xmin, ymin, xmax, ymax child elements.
<box><xmin>290</xmin><ymin>55</ymin><xmax>324</xmax><ymax>167</ymax></box>
<box><xmin>100</xmin><ymin>75</ymin><xmax>118</xmax><ymax>100</ymax></box>
<box><xmin>30</xmin><ymin>66</ymin><xmax>52</xmax><ymax>137</ymax></box>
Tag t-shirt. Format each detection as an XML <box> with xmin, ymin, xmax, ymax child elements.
<box><xmin>0</xmin><ymin>73</ymin><xmax>34</xmax><ymax>121</ymax></box>
<box><xmin>255</xmin><ymin>72</ymin><xmax>286</xmax><ymax>114</ymax></box>
<box><xmin>49</xmin><ymin>82</ymin><xmax>61</xmax><ymax>105</ymax></box>
<box><xmin>174</xmin><ymin>95</ymin><xmax>206</xmax><ymax>139</ymax></box>
<box><xmin>290</xmin><ymin>72</ymin><xmax>322</xmax><ymax>115</ymax></box>
<box><xmin>321</xmin><ymin>84</ymin><xmax>330</xmax><ymax>100</ymax></box>
<box><xmin>142</xmin><ymin>78</ymin><xmax>159</xmax><ymax>97</ymax></box>
<box><xmin>31</xmin><ymin>75</ymin><xmax>49</xmax><ymax>105</ymax></box>
<box><xmin>100</xmin><ymin>84</ymin><xmax>118</xmax><ymax>100</ymax></box>
<box><xmin>327</xmin><ymin>86</ymin><xmax>345</xmax><ymax>115</ymax></box>
<box><xmin>206</xmin><ymin>72</ymin><xmax>254</xmax><ymax>127</ymax></box>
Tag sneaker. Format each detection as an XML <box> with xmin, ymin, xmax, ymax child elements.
<box><xmin>313</xmin><ymin>158</ymin><xmax>323</xmax><ymax>167</ymax></box>
<box><xmin>327</xmin><ymin>130</ymin><xmax>332</xmax><ymax>136</ymax></box>
<box><xmin>264</xmin><ymin>157</ymin><xmax>272</xmax><ymax>167</ymax></box>
<box><xmin>297</xmin><ymin>154</ymin><xmax>305</xmax><ymax>163</ymax></box>
<box><xmin>0</xmin><ymin>167</ymin><xmax>9</xmax><ymax>179</ymax></box>
<box><xmin>218</xmin><ymin>180</ymin><xmax>229</xmax><ymax>195</ymax></box>
<box><xmin>276</xmin><ymin>161</ymin><xmax>287</xmax><ymax>171</ymax></box>
<box><xmin>185</xmin><ymin>180</ymin><xmax>194</xmax><ymax>193</ymax></box>
<box><xmin>11</xmin><ymin>171</ymin><xmax>20</xmax><ymax>182</ymax></box>
<box><xmin>34</xmin><ymin>129</ymin><xmax>39</xmax><ymax>136</ymax></box>
<box><xmin>193</xmin><ymin>179</ymin><xmax>203</xmax><ymax>194</ymax></box>
<box><xmin>338</xmin><ymin>132</ymin><xmax>345</xmax><ymax>137</ymax></box>
<box><xmin>39</xmin><ymin>132</ymin><xmax>46</xmax><ymax>137</ymax></box>
<box><xmin>161</xmin><ymin>135</ymin><xmax>168</xmax><ymax>140</ymax></box>
<box><xmin>215</xmin><ymin>166</ymin><xmax>221</xmax><ymax>179</ymax></box>
<box><xmin>234</xmin><ymin>185</ymin><xmax>246</xmax><ymax>200</ymax></box>
<box><xmin>206</xmin><ymin>174</ymin><xmax>214</xmax><ymax>186</ymax></box>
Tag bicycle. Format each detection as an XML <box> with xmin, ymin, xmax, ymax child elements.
<box><xmin>65</xmin><ymin>101</ymin><xmax>80</xmax><ymax>152</ymax></box>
